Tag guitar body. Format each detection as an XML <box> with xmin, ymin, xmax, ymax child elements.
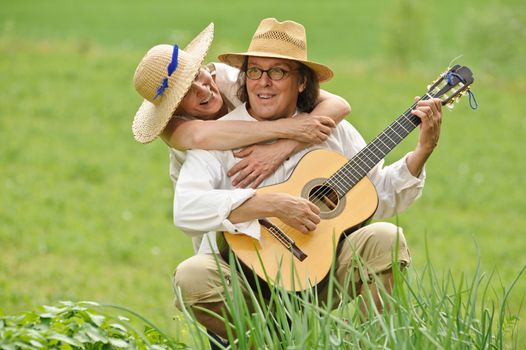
<box><xmin>220</xmin><ymin>149</ymin><xmax>379</xmax><ymax>292</ymax></box>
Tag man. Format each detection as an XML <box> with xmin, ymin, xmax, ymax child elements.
<box><xmin>172</xmin><ymin>18</ymin><xmax>442</xmax><ymax>339</ymax></box>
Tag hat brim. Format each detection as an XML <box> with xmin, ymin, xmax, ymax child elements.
<box><xmin>218</xmin><ymin>51</ymin><xmax>333</xmax><ymax>83</ymax></box>
<box><xmin>132</xmin><ymin>23</ymin><xmax>214</xmax><ymax>144</ymax></box>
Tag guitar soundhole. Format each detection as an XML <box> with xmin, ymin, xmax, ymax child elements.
<box><xmin>308</xmin><ymin>185</ymin><xmax>339</xmax><ymax>213</ymax></box>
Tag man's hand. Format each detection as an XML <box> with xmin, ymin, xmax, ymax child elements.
<box><xmin>406</xmin><ymin>97</ymin><xmax>443</xmax><ymax>177</ymax></box>
<box><xmin>270</xmin><ymin>193</ymin><xmax>321</xmax><ymax>233</ymax></box>
<box><xmin>411</xmin><ymin>97</ymin><xmax>443</xmax><ymax>154</ymax></box>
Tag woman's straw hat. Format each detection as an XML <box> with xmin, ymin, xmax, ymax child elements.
<box><xmin>218</xmin><ymin>18</ymin><xmax>333</xmax><ymax>83</ymax></box>
<box><xmin>132</xmin><ymin>23</ymin><xmax>214</xmax><ymax>144</ymax></box>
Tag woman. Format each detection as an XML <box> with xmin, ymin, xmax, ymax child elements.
<box><xmin>132</xmin><ymin>23</ymin><xmax>350</xmax><ymax>189</ymax></box>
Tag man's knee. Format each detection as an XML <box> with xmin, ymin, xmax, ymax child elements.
<box><xmin>366</xmin><ymin>222</ymin><xmax>407</xmax><ymax>251</ymax></box>
<box><xmin>342</xmin><ymin>222</ymin><xmax>410</xmax><ymax>270</ymax></box>
<box><xmin>174</xmin><ymin>255</ymin><xmax>207</xmax><ymax>292</ymax></box>
<box><xmin>173</xmin><ymin>254</ymin><xmax>225</xmax><ymax>308</ymax></box>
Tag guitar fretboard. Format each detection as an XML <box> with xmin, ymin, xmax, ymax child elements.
<box><xmin>325</xmin><ymin>94</ymin><xmax>432</xmax><ymax>196</ymax></box>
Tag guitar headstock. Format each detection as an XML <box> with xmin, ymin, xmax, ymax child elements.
<box><xmin>427</xmin><ymin>65</ymin><xmax>475</xmax><ymax>109</ymax></box>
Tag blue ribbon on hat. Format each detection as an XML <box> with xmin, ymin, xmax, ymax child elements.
<box><xmin>154</xmin><ymin>44</ymin><xmax>179</xmax><ymax>99</ymax></box>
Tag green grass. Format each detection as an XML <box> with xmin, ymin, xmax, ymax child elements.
<box><xmin>176</xmin><ymin>251</ymin><xmax>524</xmax><ymax>349</ymax></box>
<box><xmin>1</xmin><ymin>0</ymin><xmax>525</xmax><ymax>348</ymax></box>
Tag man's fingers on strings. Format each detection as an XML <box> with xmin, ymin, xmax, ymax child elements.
<box><xmin>304</xmin><ymin>221</ymin><xmax>316</xmax><ymax>232</ymax></box>
<box><xmin>308</xmin><ymin>213</ymin><xmax>321</xmax><ymax>225</ymax></box>
<box><xmin>307</xmin><ymin>201</ymin><xmax>321</xmax><ymax>215</ymax></box>
<box><xmin>411</xmin><ymin>107</ymin><xmax>432</xmax><ymax>123</ymax></box>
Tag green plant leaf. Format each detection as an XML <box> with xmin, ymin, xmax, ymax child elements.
<box><xmin>47</xmin><ymin>333</ymin><xmax>82</xmax><ymax>347</ymax></box>
<box><xmin>108</xmin><ymin>337</ymin><xmax>130</xmax><ymax>348</ymax></box>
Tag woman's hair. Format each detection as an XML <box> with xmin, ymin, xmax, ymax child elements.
<box><xmin>236</xmin><ymin>58</ymin><xmax>319</xmax><ymax>113</ymax></box>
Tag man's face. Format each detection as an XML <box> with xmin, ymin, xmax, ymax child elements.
<box><xmin>175</xmin><ymin>68</ymin><xmax>223</xmax><ymax>120</ymax></box>
<box><xmin>246</xmin><ymin>57</ymin><xmax>305</xmax><ymax>121</ymax></box>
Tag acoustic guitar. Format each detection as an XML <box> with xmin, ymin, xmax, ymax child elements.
<box><xmin>217</xmin><ymin>65</ymin><xmax>475</xmax><ymax>293</ymax></box>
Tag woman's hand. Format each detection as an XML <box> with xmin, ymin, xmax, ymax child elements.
<box><xmin>228</xmin><ymin>140</ymin><xmax>296</xmax><ymax>189</ymax></box>
<box><xmin>278</xmin><ymin>114</ymin><xmax>335</xmax><ymax>144</ymax></box>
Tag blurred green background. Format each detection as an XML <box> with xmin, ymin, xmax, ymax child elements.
<box><xmin>1</xmin><ymin>0</ymin><xmax>525</xmax><ymax>344</ymax></box>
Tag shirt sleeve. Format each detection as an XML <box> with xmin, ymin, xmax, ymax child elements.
<box><xmin>173</xmin><ymin>149</ymin><xmax>259</xmax><ymax>238</ymax></box>
<box><xmin>368</xmin><ymin>153</ymin><xmax>426</xmax><ymax>219</ymax></box>
<box><xmin>335</xmin><ymin>121</ymin><xmax>426</xmax><ymax>219</ymax></box>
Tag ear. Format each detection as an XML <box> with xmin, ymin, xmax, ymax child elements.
<box><xmin>298</xmin><ymin>76</ymin><xmax>307</xmax><ymax>93</ymax></box>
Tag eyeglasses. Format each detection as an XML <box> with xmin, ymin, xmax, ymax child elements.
<box><xmin>245</xmin><ymin>66</ymin><xmax>298</xmax><ymax>81</ymax></box>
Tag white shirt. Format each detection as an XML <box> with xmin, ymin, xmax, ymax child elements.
<box><xmin>174</xmin><ymin>103</ymin><xmax>426</xmax><ymax>254</ymax></box>
<box><xmin>168</xmin><ymin>63</ymin><xmax>241</xmax><ymax>252</ymax></box>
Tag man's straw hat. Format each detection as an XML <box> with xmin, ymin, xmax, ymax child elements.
<box><xmin>132</xmin><ymin>23</ymin><xmax>214</xmax><ymax>144</ymax></box>
<box><xmin>218</xmin><ymin>18</ymin><xmax>333</xmax><ymax>83</ymax></box>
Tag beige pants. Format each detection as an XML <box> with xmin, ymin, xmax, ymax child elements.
<box><xmin>173</xmin><ymin>222</ymin><xmax>410</xmax><ymax>311</ymax></box>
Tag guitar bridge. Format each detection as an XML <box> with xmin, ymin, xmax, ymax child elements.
<box><xmin>259</xmin><ymin>219</ymin><xmax>307</xmax><ymax>262</ymax></box>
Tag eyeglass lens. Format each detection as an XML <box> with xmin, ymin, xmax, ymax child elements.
<box><xmin>246</xmin><ymin>67</ymin><xmax>288</xmax><ymax>81</ymax></box>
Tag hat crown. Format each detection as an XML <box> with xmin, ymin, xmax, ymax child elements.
<box><xmin>248</xmin><ymin>18</ymin><xmax>308</xmax><ymax>61</ymax></box>
<box><xmin>133</xmin><ymin>45</ymin><xmax>192</xmax><ymax>104</ymax></box>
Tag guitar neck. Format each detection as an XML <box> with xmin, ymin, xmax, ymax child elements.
<box><xmin>326</xmin><ymin>94</ymin><xmax>432</xmax><ymax>196</ymax></box>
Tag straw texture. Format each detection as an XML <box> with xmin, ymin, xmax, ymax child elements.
<box><xmin>132</xmin><ymin>23</ymin><xmax>214</xmax><ymax>144</ymax></box>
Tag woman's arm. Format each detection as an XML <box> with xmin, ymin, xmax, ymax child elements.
<box><xmin>308</xmin><ymin>89</ymin><xmax>351</xmax><ymax>125</ymax></box>
<box><xmin>160</xmin><ymin>113</ymin><xmax>335</xmax><ymax>151</ymax></box>
<box><xmin>160</xmin><ymin>89</ymin><xmax>350</xmax><ymax>151</ymax></box>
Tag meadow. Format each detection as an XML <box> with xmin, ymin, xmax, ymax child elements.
<box><xmin>1</xmin><ymin>0</ymin><xmax>525</xmax><ymax>348</ymax></box>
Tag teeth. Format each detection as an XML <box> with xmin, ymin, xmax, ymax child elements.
<box><xmin>200</xmin><ymin>92</ymin><xmax>212</xmax><ymax>105</ymax></box>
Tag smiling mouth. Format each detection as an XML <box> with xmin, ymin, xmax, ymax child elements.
<box><xmin>199</xmin><ymin>91</ymin><xmax>212</xmax><ymax>105</ymax></box>
<box><xmin>257</xmin><ymin>93</ymin><xmax>275</xmax><ymax>100</ymax></box>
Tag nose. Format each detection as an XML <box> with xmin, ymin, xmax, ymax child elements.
<box><xmin>257</xmin><ymin>71</ymin><xmax>272</xmax><ymax>86</ymax></box>
<box><xmin>192</xmin><ymin>81</ymin><xmax>208</xmax><ymax>98</ymax></box>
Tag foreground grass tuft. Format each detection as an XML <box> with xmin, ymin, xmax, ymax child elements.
<box><xmin>176</xmin><ymin>252</ymin><xmax>524</xmax><ymax>349</ymax></box>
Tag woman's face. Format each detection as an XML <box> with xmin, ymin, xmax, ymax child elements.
<box><xmin>175</xmin><ymin>68</ymin><xmax>224</xmax><ymax>119</ymax></box>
